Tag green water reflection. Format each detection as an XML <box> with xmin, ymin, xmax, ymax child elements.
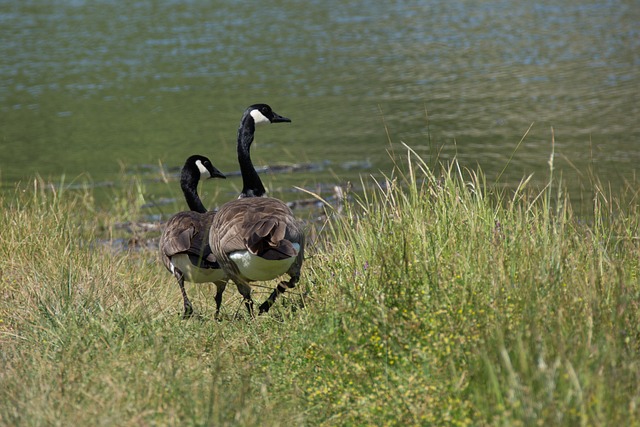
<box><xmin>1</xmin><ymin>0</ymin><xmax>638</xmax><ymax>216</ymax></box>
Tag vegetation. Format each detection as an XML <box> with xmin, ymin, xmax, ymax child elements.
<box><xmin>1</xmin><ymin>145</ymin><xmax>639</xmax><ymax>426</ymax></box>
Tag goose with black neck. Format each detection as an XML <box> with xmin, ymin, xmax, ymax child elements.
<box><xmin>209</xmin><ymin>104</ymin><xmax>305</xmax><ymax>317</ymax></box>
<box><xmin>159</xmin><ymin>155</ymin><xmax>227</xmax><ymax>319</ymax></box>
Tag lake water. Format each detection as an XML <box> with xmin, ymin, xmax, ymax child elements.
<box><xmin>1</xmin><ymin>0</ymin><xmax>638</xmax><ymax>217</ymax></box>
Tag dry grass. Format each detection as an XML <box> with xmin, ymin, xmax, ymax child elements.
<box><xmin>1</xmin><ymin>146</ymin><xmax>639</xmax><ymax>426</ymax></box>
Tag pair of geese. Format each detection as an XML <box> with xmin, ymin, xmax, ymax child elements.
<box><xmin>159</xmin><ymin>104</ymin><xmax>304</xmax><ymax>319</ymax></box>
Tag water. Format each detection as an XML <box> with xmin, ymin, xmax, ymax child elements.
<box><xmin>1</xmin><ymin>0</ymin><xmax>638</xmax><ymax>217</ymax></box>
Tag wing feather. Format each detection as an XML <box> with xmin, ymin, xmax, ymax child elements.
<box><xmin>160</xmin><ymin>211</ymin><xmax>219</xmax><ymax>269</ymax></box>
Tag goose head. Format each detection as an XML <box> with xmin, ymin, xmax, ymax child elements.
<box><xmin>245</xmin><ymin>103</ymin><xmax>291</xmax><ymax>127</ymax></box>
<box><xmin>183</xmin><ymin>154</ymin><xmax>226</xmax><ymax>181</ymax></box>
<box><xmin>180</xmin><ymin>155</ymin><xmax>226</xmax><ymax>213</ymax></box>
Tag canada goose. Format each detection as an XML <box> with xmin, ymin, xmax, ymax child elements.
<box><xmin>209</xmin><ymin>104</ymin><xmax>303</xmax><ymax>316</ymax></box>
<box><xmin>159</xmin><ymin>155</ymin><xmax>227</xmax><ymax>318</ymax></box>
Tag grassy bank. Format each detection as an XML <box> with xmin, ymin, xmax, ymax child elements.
<box><xmin>1</xmin><ymin>146</ymin><xmax>639</xmax><ymax>426</ymax></box>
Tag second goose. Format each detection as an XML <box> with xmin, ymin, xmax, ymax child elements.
<box><xmin>209</xmin><ymin>103</ymin><xmax>304</xmax><ymax>316</ymax></box>
<box><xmin>159</xmin><ymin>155</ymin><xmax>227</xmax><ymax>318</ymax></box>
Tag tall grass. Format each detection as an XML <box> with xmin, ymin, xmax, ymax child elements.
<box><xmin>1</xmin><ymin>146</ymin><xmax>639</xmax><ymax>426</ymax></box>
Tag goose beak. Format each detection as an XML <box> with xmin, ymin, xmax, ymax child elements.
<box><xmin>208</xmin><ymin>167</ymin><xmax>227</xmax><ymax>180</ymax></box>
<box><xmin>271</xmin><ymin>112</ymin><xmax>291</xmax><ymax>123</ymax></box>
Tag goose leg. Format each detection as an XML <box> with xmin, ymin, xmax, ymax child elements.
<box><xmin>235</xmin><ymin>282</ymin><xmax>255</xmax><ymax>318</ymax></box>
<box><xmin>213</xmin><ymin>280</ymin><xmax>227</xmax><ymax>320</ymax></box>
<box><xmin>258</xmin><ymin>274</ymin><xmax>299</xmax><ymax>314</ymax></box>
<box><xmin>259</xmin><ymin>255</ymin><xmax>303</xmax><ymax>314</ymax></box>
<box><xmin>174</xmin><ymin>270</ymin><xmax>194</xmax><ymax>319</ymax></box>
<box><xmin>245</xmin><ymin>299</ymin><xmax>255</xmax><ymax>318</ymax></box>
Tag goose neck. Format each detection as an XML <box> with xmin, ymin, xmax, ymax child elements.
<box><xmin>181</xmin><ymin>172</ymin><xmax>207</xmax><ymax>213</ymax></box>
<box><xmin>237</xmin><ymin>118</ymin><xmax>266</xmax><ymax>198</ymax></box>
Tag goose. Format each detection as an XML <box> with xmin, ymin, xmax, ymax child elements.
<box><xmin>209</xmin><ymin>105</ymin><xmax>304</xmax><ymax>317</ymax></box>
<box><xmin>159</xmin><ymin>154</ymin><xmax>227</xmax><ymax>318</ymax></box>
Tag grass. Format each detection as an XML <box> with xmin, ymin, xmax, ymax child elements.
<box><xmin>1</xmin><ymin>144</ymin><xmax>640</xmax><ymax>426</ymax></box>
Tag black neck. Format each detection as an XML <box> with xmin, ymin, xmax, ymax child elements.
<box><xmin>180</xmin><ymin>169</ymin><xmax>207</xmax><ymax>213</ymax></box>
<box><xmin>238</xmin><ymin>114</ymin><xmax>266</xmax><ymax>198</ymax></box>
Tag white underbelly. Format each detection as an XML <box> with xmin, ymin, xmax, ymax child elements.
<box><xmin>170</xmin><ymin>254</ymin><xmax>225</xmax><ymax>283</ymax></box>
<box><xmin>229</xmin><ymin>243</ymin><xmax>299</xmax><ymax>281</ymax></box>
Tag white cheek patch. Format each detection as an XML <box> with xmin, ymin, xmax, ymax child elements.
<box><xmin>250</xmin><ymin>109</ymin><xmax>271</xmax><ymax>125</ymax></box>
<box><xmin>195</xmin><ymin>159</ymin><xmax>211</xmax><ymax>177</ymax></box>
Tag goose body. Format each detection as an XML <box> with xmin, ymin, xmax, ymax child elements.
<box><xmin>161</xmin><ymin>214</ymin><xmax>224</xmax><ymax>283</ymax></box>
<box><xmin>208</xmin><ymin>104</ymin><xmax>304</xmax><ymax>316</ymax></box>
<box><xmin>159</xmin><ymin>155</ymin><xmax>226</xmax><ymax>318</ymax></box>
<box><xmin>209</xmin><ymin>196</ymin><xmax>305</xmax><ymax>315</ymax></box>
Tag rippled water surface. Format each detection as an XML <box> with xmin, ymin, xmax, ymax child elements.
<box><xmin>1</xmin><ymin>0</ymin><xmax>638</xmax><ymax>215</ymax></box>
